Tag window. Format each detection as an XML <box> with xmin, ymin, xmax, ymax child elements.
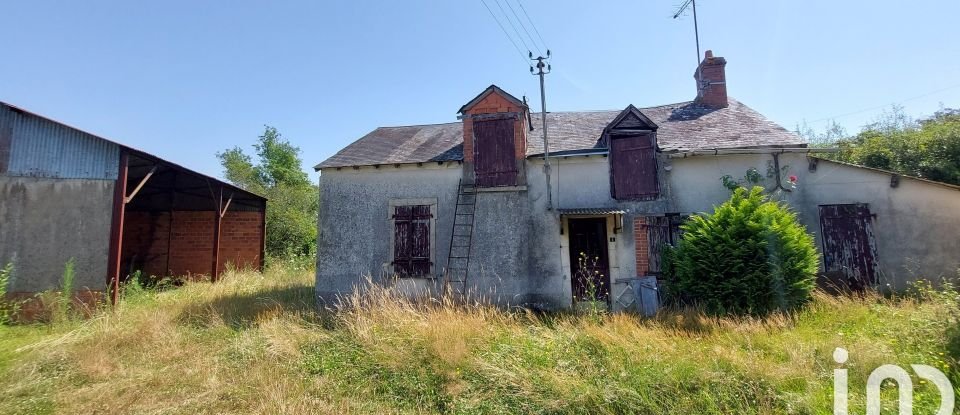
<box><xmin>392</xmin><ymin>204</ymin><xmax>432</xmax><ymax>277</ymax></box>
<box><xmin>610</xmin><ymin>133</ymin><xmax>658</xmax><ymax>200</ymax></box>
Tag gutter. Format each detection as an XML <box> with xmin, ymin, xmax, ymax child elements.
<box><xmin>666</xmin><ymin>147</ymin><xmax>838</xmax><ymax>159</ymax></box>
<box><xmin>528</xmin><ymin>149</ymin><xmax>609</xmax><ymax>159</ymax></box>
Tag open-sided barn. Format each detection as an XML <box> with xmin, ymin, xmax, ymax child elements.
<box><xmin>0</xmin><ymin>102</ymin><xmax>266</xmax><ymax>307</ymax></box>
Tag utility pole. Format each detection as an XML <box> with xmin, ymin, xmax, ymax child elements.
<box><xmin>673</xmin><ymin>0</ymin><xmax>703</xmax><ymax>97</ymax></box>
<box><xmin>530</xmin><ymin>50</ymin><xmax>552</xmax><ymax>210</ymax></box>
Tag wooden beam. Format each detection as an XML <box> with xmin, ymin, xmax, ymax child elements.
<box><xmin>211</xmin><ymin>186</ymin><xmax>223</xmax><ymax>282</ymax></box>
<box><xmin>165</xmin><ymin>170</ymin><xmax>177</xmax><ymax>276</ymax></box>
<box><xmin>258</xmin><ymin>199</ymin><xmax>266</xmax><ymax>271</ymax></box>
<box><xmin>107</xmin><ymin>152</ymin><xmax>130</xmax><ymax>306</ymax></box>
<box><xmin>219</xmin><ymin>193</ymin><xmax>233</xmax><ymax>218</ymax></box>
<box><xmin>124</xmin><ymin>165</ymin><xmax>157</xmax><ymax>204</ymax></box>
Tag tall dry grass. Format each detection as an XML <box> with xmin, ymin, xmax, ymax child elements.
<box><xmin>1</xmin><ymin>267</ymin><xmax>957</xmax><ymax>414</ymax></box>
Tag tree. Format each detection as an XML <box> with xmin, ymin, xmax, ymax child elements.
<box><xmin>218</xmin><ymin>126</ymin><xmax>318</xmax><ymax>258</ymax></box>
<box><xmin>810</xmin><ymin>105</ymin><xmax>960</xmax><ymax>185</ymax></box>
<box><xmin>664</xmin><ymin>187</ymin><xmax>820</xmax><ymax>315</ymax></box>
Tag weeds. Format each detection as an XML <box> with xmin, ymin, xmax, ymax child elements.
<box><xmin>0</xmin><ymin>262</ymin><xmax>16</xmax><ymax>324</ymax></box>
<box><xmin>49</xmin><ymin>258</ymin><xmax>76</xmax><ymax>324</ymax></box>
<box><xmin>0</xmin><ymin>266</ymin><xmax>958</xmax><ymax>414</ymax></box>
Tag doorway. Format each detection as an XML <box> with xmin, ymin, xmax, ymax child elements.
<box><xmin>568</xmin><ymin>217</ymin><xmax>610</xmax><ymax>303</ymax></box>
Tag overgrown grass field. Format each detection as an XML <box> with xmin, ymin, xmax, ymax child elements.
<box><xmin>1</xmin><ymin>266</ymin><xmax>958</xmax><ymax>414</ymax></box>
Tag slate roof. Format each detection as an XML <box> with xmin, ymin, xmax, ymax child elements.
<box><xmin>315</xmin><ymin>98</ymin><xmax>805</xmax><ymax>169</ymax></box>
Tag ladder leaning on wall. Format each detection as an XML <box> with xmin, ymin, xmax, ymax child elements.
<box><xmin>444</xmin><ymin>179</ymin><xmax>476</xmax><ymax>297</ymax></box>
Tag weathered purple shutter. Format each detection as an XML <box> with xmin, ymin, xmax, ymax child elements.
<box><xmin>818</xmin><ymin>204</ymin><xmax>878</xmax><ymax>289</ymax></box>
<box><xmin>474</xmin><ymin>118</ymin><xmax>517</xmax><ymax>187</ymax></box>
<box><xmin>393</xmin><ymin>205</ymin><xmax>431</xmax><ymax>276</ymax></box>
<box><xmin>393</xmin><ymin>206</ymin><xmax>412</xmax><ymax>276</ymax></box>
<box><xmin>409</xmin><ymin>205</ymin><xmax>431</xmax><ymax>276</ymax></box>
<box><xmin>610</xmin><ymin>134</ymin><xmax>658</xmax><ymax>200</ymax></box>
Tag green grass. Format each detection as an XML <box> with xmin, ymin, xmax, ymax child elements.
<box><xmin>0</xmin><ymin>267</ymin><xmax>957</xmax><ymax>414</ymax></box>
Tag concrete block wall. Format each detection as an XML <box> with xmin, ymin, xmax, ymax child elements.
<box><xmin>0</xmin><ymin>176</ymin><xmax>114</xmax><ymax>293</ymax></box>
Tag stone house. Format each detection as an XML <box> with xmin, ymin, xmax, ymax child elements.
<box><xmin>314</xmin><ymin>51</ymin><xmax>960</xmax><ymax>312</ymax></box>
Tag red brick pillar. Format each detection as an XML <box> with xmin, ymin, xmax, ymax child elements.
<box><xmin>634</xmin><ymin>217</ymin><xmax>649</xmax><ymax>276</ymax></box>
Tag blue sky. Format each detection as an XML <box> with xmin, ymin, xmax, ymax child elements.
<box><xmin>2</xmin><ymin>1</ymin><xmax>958</xmax><ymax>179</ymax></box>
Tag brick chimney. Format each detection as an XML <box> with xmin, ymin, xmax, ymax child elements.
<box><xmin>694</xmin><ymin>50</ymin><xmax>728</xmax><ymax>108</ymax></box>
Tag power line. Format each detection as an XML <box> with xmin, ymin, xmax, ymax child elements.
<box><xmin>516</xmin><ymin>0</ymin><xmax>549</xmax><ymax>51</ymax></box>
<box><xmin>493</xmin><ymin>0</ymin><xmax>534</xmax><ymax>56</ymax></box>
<box><xmin>479</xmin><ymin>0</ymin><xmax>530</xmax><ymax>65</ymax></box>
<box><xmin>800</xmin><ymin>83</ymin><xmax>960</xmax><ymax>126</ymax></box>
<box><xmin>504</xmin><ymin>0</ymin><xmax>542</xmax><ymax>56</ymax></box>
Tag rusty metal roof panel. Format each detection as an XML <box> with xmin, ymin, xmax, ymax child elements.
<box><xmin>1</xmin><ymin>104</ymin><xmax>119</xmax><ymax>179</ymax></box>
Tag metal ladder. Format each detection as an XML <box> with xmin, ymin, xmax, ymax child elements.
<box><xmin>444</xmin><ymin>179</ymin><xmax>476</xmax><ymax>296</ymax></box>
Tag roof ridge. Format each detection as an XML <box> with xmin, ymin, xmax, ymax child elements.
<box><xmin>529</xmin><ymin>100</ymin><xmax>697</xmax><ymax>115</ymax></box>
<box><xmin>372</xmin><ymin>100</ymin><xmax>708</xmax><ymax>130</ymax></box>
<box><xmin>377</xmin><ymin>121</ymin><xmax>462</xmax><ymax>129</ymax></box>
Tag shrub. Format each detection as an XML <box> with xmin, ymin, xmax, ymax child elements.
<box><xmin>664</xmin><ymin>187</ymin><xmax>819</xmax><ymax>315</ymax></box>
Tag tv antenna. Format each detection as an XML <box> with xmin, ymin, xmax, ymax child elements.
<box><xmin>673</xmin><ymin>0</ymin><xmax>704</xmax><ymax>97</ymax></box>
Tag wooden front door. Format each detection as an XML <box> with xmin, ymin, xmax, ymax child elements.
<box><xmin>818</xmin><ymin>204</ymin><xmax>879</xmax><ymax>290</ymax></box>
<box><xmin>568</xmin><ymin>217</ymin><xmax>610</xmax><ymax>302</ymax></box>
<box><xmin>473</xmin><ymin>118</ymin><xmax>517</xmax><ymax>187</ymax></box>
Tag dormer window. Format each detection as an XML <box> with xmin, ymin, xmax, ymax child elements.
<box><xmin>473</xmin><ymin>116</ymin><xmax>518</xmax><ymax>187</ymax></box>
<box><xmin>458</xmin><ymin>85</ymin><xmax>529</xmax><ymax>188</ymax></box>
<box><xmin>605</xmin><ymin>105</ymin><xmax>660</xmax><ymax>201</ymax></box>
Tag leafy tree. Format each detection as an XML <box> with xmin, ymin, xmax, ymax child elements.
<box><xmin>808</xmin><ymin>105</ymin><xmax>960</xmax><ymax>185</ymax></box>
<box><xmin>218</xmin><ymin>126</ymin><xmax>318</xmax><ymax>258</ymax></box>
<box><xmin>796</xmin><ymin>120</ymin><xmax>848</xmax><ymax>146</ymax></box>
<box><xmin>664</xmin><ymin>187</ymin><xmax>820</xmax><ymax>315</ymax></box>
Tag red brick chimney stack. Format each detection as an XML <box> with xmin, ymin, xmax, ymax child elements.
<box><xmin>694</xmin><ymin>50</ymin><xmax>728</xmax><ymax>108</ymax></box>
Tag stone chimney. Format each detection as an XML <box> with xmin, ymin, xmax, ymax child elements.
<box><xmin>694</xmin><ymin>50</ymin><xmax>728</xmax><ymax>108</ymax></box>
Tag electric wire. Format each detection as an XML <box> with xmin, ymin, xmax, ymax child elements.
<box><xmin>493</xmin><ymin>0</ymin><xmax>534</xmax><ymax>56</ymax></box>
<box><xmin>800</xmin><ymin>83</ymin><xmax>960</xmax><ymax>126</ymax></box>
<box><xmin>516</xmin><ymin>0</ymin><xmax>549</xmax><ymax>52</ymax></box>
<box><xmin>479</xmin><ymin>0</ymin><xmax>531</xmax><ymax>66</ymax></box>
<box><xmin>504</xmin><ymin>0</ymin><xmax>543</xmax><ymax>56</ymax></box>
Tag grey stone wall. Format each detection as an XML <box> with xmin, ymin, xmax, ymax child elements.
<box><xmin>317</xmin><ymin>152</ymin><xmax>960</xmax><ymax>309</ymax></box>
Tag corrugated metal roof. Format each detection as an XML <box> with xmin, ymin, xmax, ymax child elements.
<box><xmin>1</xmin><ymin>104</ymin><xmax>119</xmax><ymax>179</ymax></box>
<box><xmin>557</xmin><ymin>208</ymin><xmax>626</xmax><ymax>215</ymax></box>
<box><xmin>0</xmin><ymin>101</ymin><xmax>265</xmax><ymax>202</ymax></box>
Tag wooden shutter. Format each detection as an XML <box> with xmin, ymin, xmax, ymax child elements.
<box><xmin>474</xmin><ymin>118</ymin><xmax>517</xmax><ymax>187</ymax></box>
<box><xmin>610</xmin><ymin>134</ymin><xmax>658</xmax><ymax>200</ymax></box>
<box><xmin>645</xmin><ymin>214</ymin><xmax>686</xmax><ymax>275</ymax></box>
<box><xmin>818</xmin><ymin>204</ymin><xmax>878</xmax><ymax>289</ymax></box>
<box><xmin>393</xmin><ymin>205</ymin><xmax>431</xmax><ymax>276</ymax></box>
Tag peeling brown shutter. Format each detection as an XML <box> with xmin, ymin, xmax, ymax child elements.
<box><xmin>393</xmin><ymin>205</ymin><xmax>431</xmax><ymax>276</ymax></box>
<box><xmin>818</xmin><ymin>204</ymin><xmax>878</xmax><ymax>289</ymax></box>
<box><xmin>610</xmin><ymin>134</ymin><xmax>658</xmax><ymax>200</ymax></box>
<box><xmin>474</xmin><ymin>118</ymin><xmax>517</xmax><ymax>187</ymax></box>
